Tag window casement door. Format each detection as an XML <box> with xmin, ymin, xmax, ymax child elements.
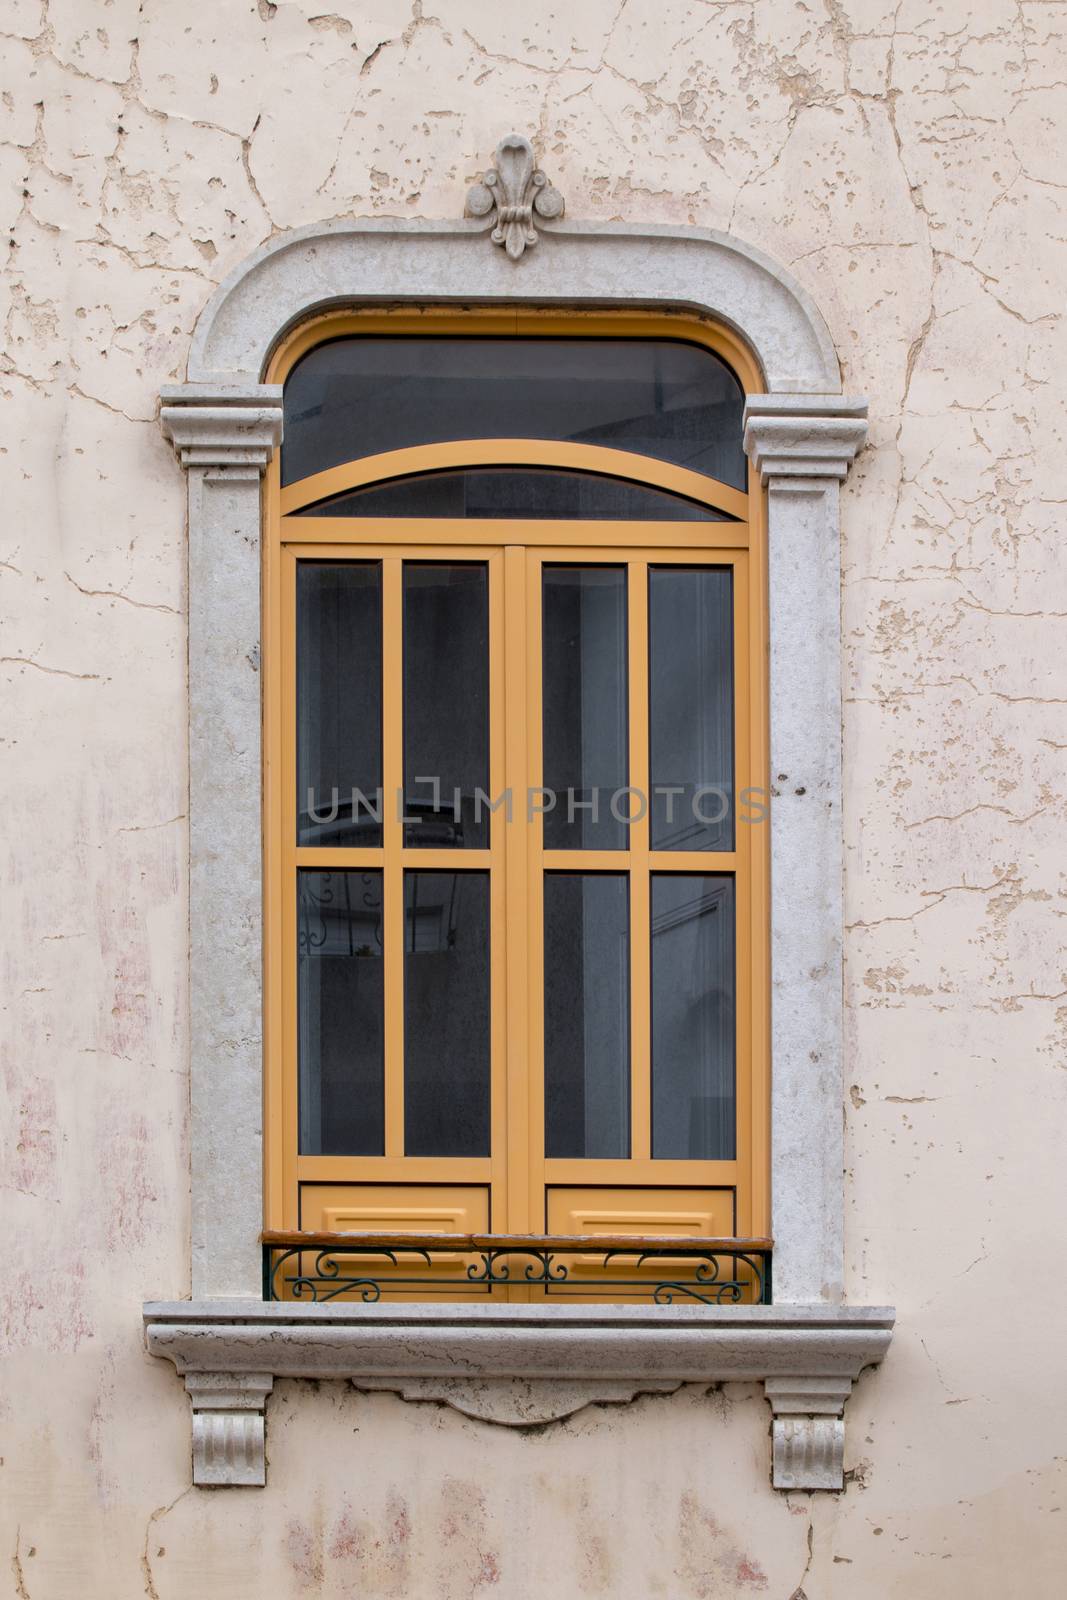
<box><xmin>268</xmin><ymin>479</ymin><xmax>767</xmax><ymax>1297</ymax></box>
<box><xmin>262</xmin><ymin>325</ymin><xmax>770</xmax><ymax>1301</ymax></box>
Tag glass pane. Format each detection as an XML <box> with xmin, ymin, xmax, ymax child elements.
<box><xmin>298</xmin><ymin>870</ymin><xmax>384</xmax><ymax>1155</ymax></box>
<box><xmin>651</xmin><ymin>875</ymin><xmax>735</xmax><ymax>1160</ymax></box>
<box><xmin>283</xmin><ymin>338</ymin><xmax>746</xmax><ymax>490</ymax></box>
<box><xmin>404</xmin><ymin>872</ymin><xmax>490</xmax><ymax>1157</ymax></box>
<box><xmin>296</xmin><ymin>469</ymin><xmax>732</xmax><ymax>521</ymax></box>
<box><xmin>544</xmin><ymin>874</ymin><xmax>630</xmax><ymax>1159</ymax></box>
<box><xmin>649</xmin><ymin>567</ymin><xmax>734</xmax><ymax>851</ymax></box>
<box><xmin>542</xmin><ymin>567</ymin><xmax>628</xmax><ymax>850</ymax></box>
<box><xmin>297</xmin><ymin>563</ymin><xmax>382</xmax><ymax>847</ymax></box>
<box><xmin>403</xmin><ymin>563</ymin><xmax>489</xmax><ymax>848</ymax></box>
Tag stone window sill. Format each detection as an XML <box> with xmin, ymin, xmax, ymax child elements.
<box><xmin>143</xmin><ymin>1299</ymin><xmax>893</xmax><ymax>1490</ymax></box>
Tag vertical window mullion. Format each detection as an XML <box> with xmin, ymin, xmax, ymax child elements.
<box><xmin>382</xmin><ymin>556</ymin><xmax>405</xmax><ymax>1158</ymax></box>
<box><xmin>627</xmin><ymin>558</ymin><xmax>651</xmax><ymax>1162</ymax></box>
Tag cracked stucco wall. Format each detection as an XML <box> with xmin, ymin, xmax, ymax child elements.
<box><xmin>1</xmin><ymin>1</ymin><xmax>1066</xmax><ymax>1595</ymax></box>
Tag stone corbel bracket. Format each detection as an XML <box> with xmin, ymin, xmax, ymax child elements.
<box><xmin>186</xmin><ymin>1372</ymin><xmax>273</xmax><ymax>1487</ymax></box>
<box><xmin>145</xmin><ymin>1301</ymin><xmax>893</xmax><ymax>1490</ymax></box>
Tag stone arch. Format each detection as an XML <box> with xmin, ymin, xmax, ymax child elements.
<box><xmin>183</xmin><ymin>218</ymin><xmax>840</xmax><ymax>393</ymax></box>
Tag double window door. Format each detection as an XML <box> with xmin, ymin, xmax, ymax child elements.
<box><xmin>272</xmin><ymin>514</ymin><xmax>764</xmax><ymax>1295</ymax></box>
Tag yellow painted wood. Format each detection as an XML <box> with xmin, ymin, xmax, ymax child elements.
<box><xmin>295</xmin><ymin>847</ymin><xmax>494</xmax><ymax>870</ymax></box>
<box><xmin>504</xmin><ymin>546</ymin><xmax>532</xmax><ymax>1241</ymax></box>
<box><xmin>627</xmin><ymin>558</ymin><xmax>652</xmax><ymax>1164</ymax></box>
<box><xmin>283</xmin><ymin>518</ymin><xmax>747</xmax><ymax>550</ymax></box>
<box><xmin>262</xmin><ymin>307</ymin><xmax>771</xmax><ymax>1299</ymax></box>
<box><xmin>544</xmin><ymin>1186</ymin><xmax>736</xmax><ymax>1298</ymax></box>
<box><xmin>278</xmin><ymin>546</ymin><xmax>299</xmax><ymax>1227</ymax></box>
<box><xmin>487</xmin><ymin>550</ymin><xmax>509</xmax><ymax>1233</ymax></box>
<box><xmin>300</xmin><ymin>1183</ymin><xmax>491</xmax><ymax>1236</ymax></box>
<box><xmin>294</xmin><ymin>847</ymin><xmax>385</xmax><ymax>868</ymax></box>
<box><xmin>382</xmin><ymin>557</ymin><xmax>405</xmax><ymax>1160</ymax></box>
<box><xmin>544</xmin><ymin>1158</ymin><xmax>738</xmax><ymax>1185</ymax></box>
<box><xmin>294</xmin><ymin>1183</ymin><xmax>492</xmax><ymax>1299</ymax></box>
<box><xmin>732</xmin><ymin>553</ymin><xmax>755</xmax><ymax>1233</ymax></box>
<box><xmin>523</xmin><ymin>549</ymin><xmax>544</xmax><ymax>1248</ymax></box>
<box><xmin>541</xmin><ymin>849</ymin><xmax>739</xmax><ymax>871</ymax></box>
<box><xmin>280</xmin><ymin>439</ymin><xmax>748</xmax><ymax>522</ymax></box>
<box><xmin>296</xmin><ymin>1156</ymin><xmax>493</xmax><ymax>1182</ymax></box>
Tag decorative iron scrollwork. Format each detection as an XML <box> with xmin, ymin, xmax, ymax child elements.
<box><xmin>466</xmin><ymin>134</ymin><xmax>565</xmax><ymax>260</ymax></box>
<box><xmin>264</xmin><ymin>1235</ymin><xmax>772</xmax><ymax>1305</ymax></box>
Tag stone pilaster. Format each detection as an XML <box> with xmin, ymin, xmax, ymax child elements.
<box><xmin>160</xmin><ymin>385</ymin><xmax>283</xmax><ymax>1301</ymax></box>
<box><xmin>743</xmin><ymin>394</ymin><xmax>868</xmax><ymax>1310</ymax></box>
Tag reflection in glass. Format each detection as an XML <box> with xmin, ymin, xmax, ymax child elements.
<box><xmin>283</xmin><ymin>338</ymin><xmax>747</xmax><ymax>490</ymax></box>
<box><xmin>296</xmin><ymin>469</ymin><xmax>732</xmax><ymax>521</ymax></box>
<box><xmin>298</xmin><ymin>870</ymin><xmax>384</xmax><ymax>1155</ymax></box>
<box><xmin>297</xmin><ymin>563</ymin><xmax>383</xmax><ymax>847</ymax></box>
<box><xmin>649</xmin><ymin>567</ymin><xmax>734</xmax><ymax>851</ymax></box>
<box><xmin>544</xmin><ymin>874</ymin><xmax>630</xmax><ymax>1159</ymax></box>
<box><xmin>651</xmin><ymin>875</ymin><xmax>735</xmax><ymax>1160</ymax></box>
<box><xmin>403</xmin><ymin>564</ymin><xmax>489</xmax><ymax>848</ymax></box>
<box><xmin>404</xmin><ymin>872</ymin><xmax>490</xmax><ymax>1156</ymax></box>
<box><xmin>542</xmin><ymin>567</ymin><xmax>628</xmax><ymax>850</ymax></box>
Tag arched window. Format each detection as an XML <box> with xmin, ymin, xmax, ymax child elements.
<box><xmin>262</xmin><ymin>313</ymin><xmax>769</xmax><ymax>1299</ymax></box>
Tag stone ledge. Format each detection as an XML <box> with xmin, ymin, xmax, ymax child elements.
<box><xmin>144</xmin><ymin>1300</ymin><xmax>893</xmax><ymax>1490</ymax></box>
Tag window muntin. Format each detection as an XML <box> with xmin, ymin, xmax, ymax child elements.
<box><xmin>282</xmin><ymin>337</ymin><xmax>747</xmax><ymax>490</ymax></box>
<box><xmin>268</xmin><ymin>321</ymin><xmax>767</xmax><ymax>1298</ymax></box>
<box><xmin>293</xmin><ymin>468</ymin><xmax>735</xmax><ymax>522</ymax></box>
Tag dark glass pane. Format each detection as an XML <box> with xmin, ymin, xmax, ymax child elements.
<box><xmin>542</xmin><ymin>567</ymin><xmax>628</xmax><ymax>850</ymax></box>
<box><xmin>404</xmin><ymin>872</ymin><xmax>490</xmax><ymax>1157</ymax></box>
<box><xmin>544</xmin><ymin>874</ymin><xmax>630</xmax><ymax>1159</ymax></box>
<box><xmin>298</xmin><ymin>870</ymin><xmax>384</xmax><ymax>1155</ymax></box>
<box><xmin>283</xmin><ymin>339</ymin><xmax>746</xmax><ymax>490</ymax></box>
<box><xmin>403</xmin><ymin>563</ymin><xmax>489</xmax><ymax>848</ymax></box>
<box><xmin>297</xmin><ymin>563</ymin><xmax>382</xmax><ymax>846</ymax></box>
<box><xmin>296</xmin><ymin>468</ymin><xmax>732</xmax><ymax>521</ymax></box>
<box><xmin>649</xmin><ymin>567</ymin><xmax>734</xmax><ymax>851</ymax></box>
<box><xmin>651</xmin><ymin>875</ymin><xmax>734</xmax><ymax>1160</ymax></box>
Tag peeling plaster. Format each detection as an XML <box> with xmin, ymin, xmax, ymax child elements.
<box><xmin>2</xmin><ymin>1</ymin><xmax>1067</xmax><ymax>1595</ymax></box>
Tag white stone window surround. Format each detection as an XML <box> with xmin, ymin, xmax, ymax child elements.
<box><xmin>148</xmin><ymin>216</ymin><xmax>893</xmax><ymax>1490</ymax></box>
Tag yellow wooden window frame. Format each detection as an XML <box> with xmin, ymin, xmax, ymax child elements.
<box><xmin>262</xmin><ymin>308</ymin><xmax>770</xmax><ymax>1275</ymax></box>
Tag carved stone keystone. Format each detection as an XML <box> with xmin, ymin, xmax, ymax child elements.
<box><xmin>466</xmin><ymin>134</ymin><xmax>565</xmax><ymax>259</ymax></box>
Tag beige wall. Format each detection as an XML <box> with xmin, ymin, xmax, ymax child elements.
<box><xmin>2</xmin><ymin>1</ymin><xmax>1066</xmax><ymax>1594</ymax></box>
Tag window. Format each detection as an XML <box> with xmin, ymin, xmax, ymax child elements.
<box><xmin>263</xmin><ymin>313</ymin><xmax>769</xmax><ymax>1300</ymax></box>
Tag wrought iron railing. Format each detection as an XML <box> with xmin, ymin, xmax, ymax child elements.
<box><xmin>261</xmin><ymin>1231</ymin><xmax>773</xmax><ymax>1305</ymax></box>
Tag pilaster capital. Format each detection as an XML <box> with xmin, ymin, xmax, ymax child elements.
<box><xmin>743</xmin><ymin>395</ymin><xmax>868</xmax><ymax>488</ymax></box>
<box><xmin>160</xmin><ymin>383</ymin><xmax>283</xmax><ymax>477</ymax></box>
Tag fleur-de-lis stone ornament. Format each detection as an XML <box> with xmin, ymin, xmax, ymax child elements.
<box><xmin>466</xmin><ymin>134</ymin><xmax>565</xmax><ymax>260</ymax></box>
